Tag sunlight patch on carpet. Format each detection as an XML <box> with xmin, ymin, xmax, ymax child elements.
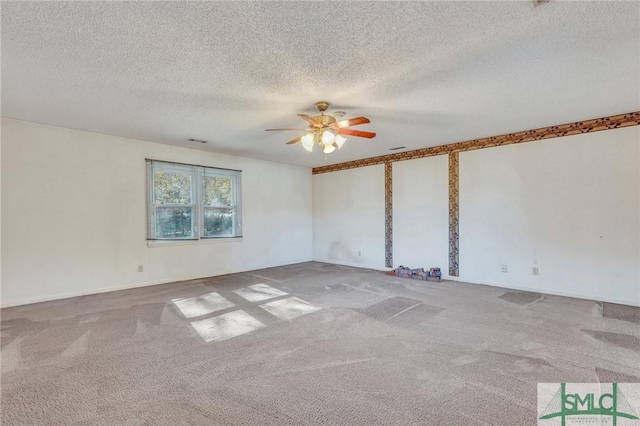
<box><xmin>260</xmin><ymin>297</ymin><xmax>321</xmax><ymax>321</ymax></box>
<box><xmin>233</xmin><ymin>283</ymin><xmax>288</xmax><ymax>302</ymax></box>
<box><xmin>173</xmin><ymin>292</ymin><xmax>235</xmax><ymax>318</ymax></box>
<box><xmin>191</xmin><ymin>310</ymin><xmax>265</xmax><ymax>342</ymax></box>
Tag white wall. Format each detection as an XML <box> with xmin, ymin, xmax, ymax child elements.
<box><xmin>4</xmin><ymin>119</ymin><xmax>639</xmax><ymax>307</ymax></box>
<box><xmin>312</xmin><ymin>126</ymin><xmax>640</xmax><ymax>306</ymax></box>
<box><xmin>313</xmin><ymin>165</ymin><xmax>385</xmax><ymax>269</ymax></box>
<box><xmin>459</xmin><ymin>126</ymin><xmax>639</xmax><ymax>306</ymax></box>
<box><xmin>1</xmin><ymin>119</ymin><xmax>313</xmax><ymax>307</ymax></box>
<box><xmin>392</xmin><ymin>156</ymin><xmax>449</xmax><ymax>273</ymax></box>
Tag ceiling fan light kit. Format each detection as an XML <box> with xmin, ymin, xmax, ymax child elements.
<box><xmin>321</xmin><ymin>130</ymin><xmax>335</xmax><ymax>145</ymax></box>
<box><xmin>334</xmin><ymin>134</ymin><xmax>347</xmax><ymax>149</ymax></box>
<box><xmin>266</xmin><ymin>101</ymin><xmax>376</xmax><ymax>154</ymax></box>
<box><xmin>301</xmin><ymin>133</ymin><xmax>315</xmax><ymax>152</ymax></box>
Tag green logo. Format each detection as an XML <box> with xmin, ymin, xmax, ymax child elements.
<box><xmin>539</xmin><ymin>383</ymin><xmax>639</xmax><ymax>426</ymax></box>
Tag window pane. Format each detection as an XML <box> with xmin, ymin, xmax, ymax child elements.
<box><xmin>156</xmin><ymin>206</ymin><xmax>194</xmax><ymax>239</ymax></box>
<box><xmin>154</xmin><ymin>171</ymin><xmax>192</xmax><ymax>204</ymax></box>
<box><xmin>203</xmin><ymin>176</ymin><xmax>232</xmax><ymax>206</ymax></box>
<box><xmin>204</xmin><ymin>207</ymin><xmax>233</xmax><ymax>237</ymax></box>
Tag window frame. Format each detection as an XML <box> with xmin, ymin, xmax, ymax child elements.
<box><xmin>200</xmin><ymin>168</ymin><xmax>241</xmax><ymax>239</ymax></box>
<box><xmin>146</xmin><ymin>159</ymin><xmax>242</xmax><ymax>241</ymax></box>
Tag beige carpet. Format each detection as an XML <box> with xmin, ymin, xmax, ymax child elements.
<box><xmin>1</xmin><ymin>262</ymin><xmax>638</xmax><ymax>425</ymax></box>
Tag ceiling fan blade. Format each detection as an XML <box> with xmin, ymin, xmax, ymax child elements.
<box><xmin>337</xmin><ymin>128</ymin><xmax>376</xmax><ymax>139</ymax></box>
<box><xmin>332</xmin><ymin>117</ymin><xmax>370</xmax><ymax>129</ymax></box>
<box><xmin>286</xmin><ymin>136</ymin><xmax>303</xmax><ymax>145</ymax></box>
<box><xmin>265</xmin><ymin>128</ymin><xmax>309</xmax><ymax>131</ymax></box>
<box><xmin>297</xmin><ymin>114</ymin><xmax>322</xmax><ymax>127</ymax></box>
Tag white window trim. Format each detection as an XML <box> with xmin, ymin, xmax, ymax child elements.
<box><xmin>147</xmin><ymin>237</ymin><xmax>242</xmax><ymax>248</ymax></box>
<box><xmin>146</xmin><ymin>159</ymin><xmax>242</xmax><ymax>241</ymax></box>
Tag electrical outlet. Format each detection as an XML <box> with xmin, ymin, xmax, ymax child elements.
<box><xmin>501</xmin><ymin>264</ymin><xmax>508</xmax><ymax>273</ymax></box>
<box><xmin>532</xmin><ymin>267</ymin><xmax>539</xmax><ymax>276</ymax></box>
<box><xmin>138</xmin><ymin>265</ymin><xmax>144</xmax><ymax>273</ymax></box>
<box><xmin>358</xmin><ymin>250</ymin><xmax>361</xmax><ymax>257</ymax></box>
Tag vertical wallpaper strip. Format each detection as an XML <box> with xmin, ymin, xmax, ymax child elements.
<box><xmin>384</xmin><ymin>161</ymin><xmax>393</xmax><ymax>268</ymax></box>
<box><xmin>449</xmin><ymin>153</ymin><xmax>460</xmax><ymax>276</ymax></box>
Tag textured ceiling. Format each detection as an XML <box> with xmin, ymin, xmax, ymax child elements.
<box><xmin>2</xmin><ymin>1</ymin><xmax>639</xmax><ymax>167</ymax></box>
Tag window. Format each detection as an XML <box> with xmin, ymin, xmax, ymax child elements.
<box><xmin>147</xmin><ymin>160</ymin><xmax>242</xmax><ymax>240</ymax></box>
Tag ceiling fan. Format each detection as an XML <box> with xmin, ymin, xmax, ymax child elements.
<box><xmin>266</xmin><ymin>101</ymin><xmax>376</xmax><ymax>153</ymax></box>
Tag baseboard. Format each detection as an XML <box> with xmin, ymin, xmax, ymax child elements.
<box><xmin>447</xmin><ymin>276</ymin><xmax>640</xmax><ymax>307</ymax></box>
<box><xmin>311</xmin><ymin>258</ymin><xmax>391</xmax><ymax>272</ymax></box>
<box><xmin>1</xmin><ymin>279</ymin><xmax>175</xmax><ymax>309</ymax></box>
<box><xmin>5</xmin><ymin>261</ymin><xmax>636</xmax><ymax>309</ymax></box>
<box><xmin>313</xmin><ymin>262</ymin><xmax>638</xmax><ymax>307</ymax></box>
<box><xmin>0</xmin><ymin>258</ymin><xmax>313</xmax><ymax>308</ymax></box>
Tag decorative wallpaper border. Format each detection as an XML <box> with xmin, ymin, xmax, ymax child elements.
<box><xmin>448</xmin><ymin>153</ymin><xmax>459</xmax><ymax>277</ymax></box>
<box><xmin>312</xmin><ymin>111</ymin><xmax>640</xmax><ymax>175</ymax></box>
<box><xmin>384</xmin><ymin>162</ymin><xmax>393</xmax><ymax>268</ymax></box>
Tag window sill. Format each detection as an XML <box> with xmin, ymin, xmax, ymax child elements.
<box><xmin>147</xmin><ymin>237</ymin><xmax>243</xmax><ymax>248</ymax></box>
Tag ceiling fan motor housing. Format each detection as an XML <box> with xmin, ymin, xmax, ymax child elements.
<box><xmin>312</xmin><ymin>114</ymin><xmax>337</xmax><ymax>127</ymax></box>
